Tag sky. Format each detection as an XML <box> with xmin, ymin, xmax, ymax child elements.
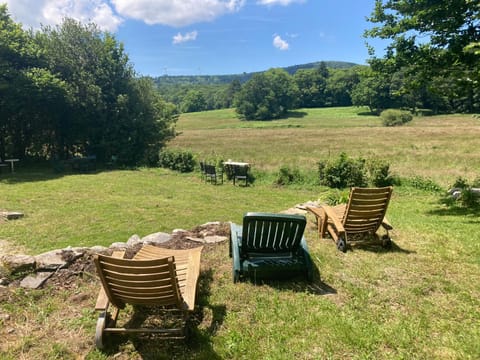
<box><xmin>2</xmin><ymin>0</ymin><xmax>389</xmax><ymax>77</ymax></box>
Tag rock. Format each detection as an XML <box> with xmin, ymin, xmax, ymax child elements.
<box><xmin>20</xmin><ymin>271</ymin><xmax>53</xmax><ymax>289</ymax></box>
<box><xmin>203</xmin><ymin>235</ymin><xmax>228</xmax><ymax>244</ymax></box>
<box><xmin>126</xmin><ymin>234</ymin><xmax>142</xmax><ymax>247</ymax></box>
<box><xmin>109</xmin><ymin>242</ymin><xmax>128</xmax><ymax>250</ymax></box>
<box><xmin>200</xmin><ymin>221</ymin><xmax>221</xmax><ymax>227</ymax></box>
<box><xmin>186</xmin><ymin>236</ymin><xmax>205</xmax><ymax>243</ymax></box>
<box><xmin>34</xmin><ymin>249</ymin><xmax>81</xmax><ymax>271</ymax></box>
<box><xmin>0</xmin><ymin>211</ymin><xmax>24</xmax><ymax>220</ymax></box>
<box><xmin>141</xmin><ymin>232</ymin><xmax>171</xmax><ymax>245</ymax></box>
<box><xmin>0</xmin><ymin>254</ymin><xmax>36</xmax><ymax>275</ymax></box>
<box><xmin>89</xmin><ymin>246</ymin><xmax>109</xmax><ymax>254</ymax></box>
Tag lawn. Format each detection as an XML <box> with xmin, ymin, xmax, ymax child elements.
<box><xmin>0</xmin><ymin>107</ymin><xmax>479</xmax><ymax>359</ymax></box>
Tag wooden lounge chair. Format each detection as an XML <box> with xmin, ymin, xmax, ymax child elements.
<box><xmin>230</xmin><ymin>212</ymin><xmax>313</xmax><ymax>283</ymax></box>
<box><xmin>93</xmin><ymin>245</ymin><xmax>203</xmax><ymax>349</ymax></box>
<box><xmin>307</xmin><ymin>186</ymin><xmax>393</xmax><ymax>252</ymax></box>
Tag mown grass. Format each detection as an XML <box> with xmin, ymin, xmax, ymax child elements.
<box><xmin>1</xmin><ymin>106</ymin><xmax>479</xmax><ymax>359</ymax></box>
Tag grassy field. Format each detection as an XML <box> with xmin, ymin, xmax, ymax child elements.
<box><xmin>171</xmin><ymin>107</ymin><xmax>480</xmax><ymax>185</ymax></box>
<box><xmin>0</xmin><ymin>107</ymin><xmax>479</xmax><ymax>359</ymax></box>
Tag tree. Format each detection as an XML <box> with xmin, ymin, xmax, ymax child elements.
<box><xmin>38</xmin><ymin>19</ymin><xmax>177</xmax><ymax>165</ymax></box>
<box><xmin>235</xmin><ymin>68</ymin><xmax>298</xmax><ymax>120</ymax></box>
<box><xmin>293</xmin><ymin>66</ymin><xmax>328</xmax><ymax>108</ymax></box>
<box><xmin>365</xmin><ymin>0</ymin><xmax>480</xmax><ymax>112</ymax></box>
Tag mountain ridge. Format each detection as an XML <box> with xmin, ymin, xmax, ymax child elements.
<box><xmin>153</xmin><ymin>60</ymin><xmax>359</xmax><ymax>86</ymax></box>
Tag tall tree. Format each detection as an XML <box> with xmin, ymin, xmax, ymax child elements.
<box><xmin>365</xmin><ymin>0</ymin><xmax>480</xmax><ymax>112</ymax></box>
<box><xmin>235</xmin><ymin>68</ymin><xmax>298</xmax><ymax>120</ymax></box>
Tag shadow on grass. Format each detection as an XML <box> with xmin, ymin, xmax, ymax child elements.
<box><xmin>348</xmin><ymin>238</ymin><xmax>415</xmax><ymax>254</ymax></box>
<box><xmin>282</xmin><ymin>110</ymin><xmax>308</xmax><ymax>119</ymax></box>
<box><xmin>427</xmin><ymin>206</ymin><xmax>480</xmax><ymax>218</ymax></box>
<box><xmin>99</xmin><ymin>269</ymin><xmax>224</xmax><ymax>359</ymax></box>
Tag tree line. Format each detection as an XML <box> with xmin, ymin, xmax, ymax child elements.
<box><xmin>0</xmin><ymin>5</ymin><xmax>177</xmax><ymax>166</ymax></box>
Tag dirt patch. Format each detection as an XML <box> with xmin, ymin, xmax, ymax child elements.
<box><xmin>44</xmin><ymin>222</ymin><xmax>231</xmax><ymax>290</ymax></box>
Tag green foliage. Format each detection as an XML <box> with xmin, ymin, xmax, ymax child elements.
<box><xmin>367</xmin><ymin>158</ymin><xmax>395</xmax><ymax>187</ymax></box>
<box><xmin>324</xmin><ymin>188</ymin><xmax>350</xmax><ymax>205</ymax></box>
<box><xmin>318</xmin><ymin>152</ymin><xmax>368</xmax><ymax>189</ymax></box>
<box><xmin>380</xmin><ymin>109</ymin><xmax>413</xmax><ymax>126</ymax></box>
<box><xmin>0</xmin><ymin>11</ymin><xmax>177</xmax><ymax>166</ymax></box>
<box><xmin>405</xmin><ymin>176</ymin><xmax>442</xmax><ymax>192</ymax></box>
<box><xmin>318</xmin><ymin>153</ymin><xmax>395</xmax><ymax>189</ymax></box>
<box><xmin>158</xmin><ymin>148</ymin><xmax>196</xmax><ymax>173</ymax></box>
<box><xmin>235</xmin><ymin>68</ymin><xmax>299</xmax><ymax>120</ymax></box>
<box><xmin>444</xmin><ymin>177</ymin><xmax>480</xmax><ymax>208</ymax></box>
<box><xmin>274</xmin><ymin>166</ymin><xmax>303</xmax><ymax>186</ymax></box>
<box><xmin>365</xmin><ymin>0</ymin><xmax>480</xmax><ymax>114</ymax></box>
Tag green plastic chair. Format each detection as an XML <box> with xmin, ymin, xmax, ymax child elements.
<box><xmin>230</xmin><ymin>212</ymin><xmax>313</xmax><ymax>283</ymax></box>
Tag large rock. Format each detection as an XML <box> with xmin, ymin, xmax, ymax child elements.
<box><xmin>34</xmin><ymin>249</ymin><xmax>83</xmax><ymax>271</ymax></box>
<box><xmin>141</xmin><ymin>232</ymin><xmax>171</xmax><ymax>245</ymax></box>
<box><xmin>0</xmin><ymin>254</ymin><xmax>36</xmax><ymax>275</ymax></box>
<box><xmin>20</xmin><ymin>272</ymin><xmax>53</xmax><ymax>289</ymax></box>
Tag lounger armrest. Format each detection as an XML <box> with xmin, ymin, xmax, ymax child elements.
<box><xmin>381</xmin><ymin>216</ymin><xmax>393</xmax><ymax>231</ymax></box>
<box><xmin>230</xmin><ymin>222</ymin><xmax>242</xmax><ymax>277</ymax></box>
<box><xmin>322</xmin><ymin>205</ymin><xmax>346</xmax><ymax>236</ymax></box>
<box><xmin>95</xmin><ymin>250</ymin><xmax>125</xmax><ymax>311</ymax></box>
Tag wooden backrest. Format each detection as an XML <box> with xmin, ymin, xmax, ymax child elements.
<box><xmin>94</xmin><ymin>255</ymin><xmax>185</xmax><ymax>310</ymax></box>
<box><xmin>242</xmin><ymin>212</ymin><xmax>306</xmax><ymax>254</ymax></box>
<box><xmin>343</xmin><ymin>186</ymin><xmax>393</xmax><ymax>234</ymax></box>
<box><xmin>133</xmin><ymin>246</ymin><xmax>203</xmax><ymax>311</ymax></box>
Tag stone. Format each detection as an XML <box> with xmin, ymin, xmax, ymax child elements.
<box><xmin>0</xmin><ymin>211</ymin><xmax>24</xmax><ymax>220</ymax></box>
<box><xmin>20</xmin><ymin>271</ymin><xmax>53</xmax><ymax>289</ymax></box>
<box><xmin>34</xmin><ymin>250</ymin><xmax>74</xmax><ymax>271</ymax></box>
<box><xmin>109</xmin><ymin>242</ymin><xmax>128</xmax><ymax>250</ymax></box>
<box><xmin>141</xmin><ymin>232</ymin><xmax>171</xmax><ymax>245</ymax></box>
<box><xmin>0</xmin><ymin>254</ymin><xmax>36</xmax><ymax>275</ymax></box>
<box><xmin>126</xmin><ymin>234</ymin><xmax>142</xmax><ymax>247</ymax></box>
<box><xmin>203</xmin><ymin>235</ymin><xmax>228</xmax><ymax>244</ymax></box>
<box><xmin>89</xmin><ymin>246</ymin><xmax>109</xmax><ymax>254</ymax></box>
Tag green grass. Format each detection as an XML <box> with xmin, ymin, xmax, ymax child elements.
<box><xmin>1</xmin><ymin>107</ymin><xmax>480</xmax><ymax>359</ymax></box>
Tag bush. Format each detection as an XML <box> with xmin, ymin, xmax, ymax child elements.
<box><xmin>367</xmin><ymin>158</ymin><xmax>395</xmax><ymax>187</ymax></box>
<box><xmin>158</xmin><ymin>148</ymin><xmax>195</xmax><ymax>173</ymax></box>
<box><xmin>318</xmin><ymin>152</ymin><xmax>368</xmax><ymax>189</ymax></box>
<box><xmin>445</xmin><ymin>177</ymin><xmax>480</xmax><ymax>208</ymax></box>
<box><xmin>381</xmin><ymin>109</ymin><xmax>413</xmax><ymax>126</ymax></box>
<box><xmin>274</xmin><ymin>166</ymin><xmax>303</xmax><ymax>186</ymax></box>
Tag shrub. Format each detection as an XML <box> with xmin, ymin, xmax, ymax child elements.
<box><xmin>406</xmin><ymin>176</ymin><xmax>442</xmax><ymax>192</ymax></box>
<box><xmin>445</xmin><ymin>176</ymin><xmax>480</xmax><ymax>208</ymax></box>
<box><xmin>367</xmin><ymin>158</ymin><xmax>395</xmax><ymax>187</ymax></box>
<box><xmin>158</xmin><ymin>148</ymin><xmax>195</xmax><ymax>173</ymax></box>
<box><xmin>318</xmin><ymin>152</ymin><xmax>368</xmax><ymax>189</ymax></box>
<box><xmin>274</xmin><ymin>166</ymin><xmax>303</xmax><ymax>186</ymax></box>
<box><xmin>381</xmin><ymin>109</ymin><xmax>413</xmax><ymax>126</ymax></box>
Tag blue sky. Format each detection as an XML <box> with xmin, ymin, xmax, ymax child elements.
<box><xmin>3</xmin><ymin>0</ymin><xmax>388</xmax><ymax>76</ymax></box>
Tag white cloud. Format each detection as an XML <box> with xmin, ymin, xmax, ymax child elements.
<box><xmin>111</xmin><ymin>0</ymin><xmax>246</xmax><ymax>27</ymax></box>
<box><xmin>173</xmin><ymin>30</ymin><xmax>198</xmax><ymax>44</ymax></box>
<box><xmin>257</xmin><ymin>0</ymin><xmax>305</xmax><ymax>6</ymax></box>
<box><xmin>273</xmin><ymin>35</ymin><xmax>289</xmax><ymax>50</ymax></box>
<box><xmin>3</xmin><ymin>0</ymin><xmax>123</xmax><ymax>31</ymax></box>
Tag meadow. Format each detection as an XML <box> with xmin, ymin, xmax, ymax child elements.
<box><xmin>0</xmin><ymin>107</ymin><xmax>479</xmax><ymax>359</ymax></box>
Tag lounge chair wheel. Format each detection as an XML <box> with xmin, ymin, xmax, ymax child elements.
<box><xmin>381</xmin><ymin>235</ymin><xmax>392</xmax><ymax>249</ymax></box>
<box><xmin>337</xmin><ymin>237</ymin><xmax>346</xmax><ymax>252</ymax></box>
<box><xmin>95</xmin><ymin>312</ymin><xmax>107</xmax><ymax>350</ymax></box>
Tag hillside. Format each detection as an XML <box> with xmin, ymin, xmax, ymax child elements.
<box><xmin>153</xmin><ymin>60</ymin><xmax>359</xmax><ymax>86</ymax></box>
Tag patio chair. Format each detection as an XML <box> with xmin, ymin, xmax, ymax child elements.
<box><xmin>204</xmin><ymin>164</ymin><xmax>223</xmax><ymax>184</ymax></box>
<box><xmin>93</xmin><ymin>245</ymin><xmax>203</xmax><ymax>349</ymax></box>
<box><xmin>230</xmin><ymin>212</ymin><xmax>313</xmax><ymax>283</ymax></box>
<box><xmin>307</xmin><ymin>186</ymin><xmax>393</xmax><ymax>252</ymax></box>
<box><xmin>232</xmin><ymin>165</ymin><xmax>249</xmax><ymax>186</ymax></box>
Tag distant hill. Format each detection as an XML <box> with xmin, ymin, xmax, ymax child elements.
<box><xmin>153</xmin><ymin>61</ymin><xmax>358</xmax><ymax>86</ymax></box>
